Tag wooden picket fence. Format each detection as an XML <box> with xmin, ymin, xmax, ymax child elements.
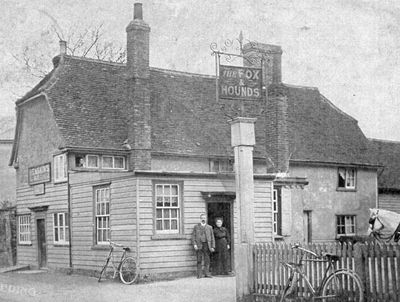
<box><xmin>253</xmin><ymin>242</ymin><xmax>400</xmax><ymax>301</ymax></box>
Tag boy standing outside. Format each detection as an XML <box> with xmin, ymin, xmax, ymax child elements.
<box><xmin>192</xmin><ymin>213</ymin><xmax>215</xmax><ymax>278</ymax></box>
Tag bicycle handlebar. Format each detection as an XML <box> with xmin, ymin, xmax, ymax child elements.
<box><xmin>291</xmin><ymin>243</ymin><xmax>320</xmax><ymax>258</ymax></box>
<box><xmin>108</xmin><ymin>240</ymin><xmax>126</xmax><ymax>248</ymax></box>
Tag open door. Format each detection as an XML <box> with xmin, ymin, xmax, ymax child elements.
<box><xmin>207</xmin><ymin>201</ymin><xmax>233</xmax><ymax>274</ymax></box>
<box><xmin>37</xmin><ymin>219</ymin><xmax>47</xmax><ymax>268</ymax></box>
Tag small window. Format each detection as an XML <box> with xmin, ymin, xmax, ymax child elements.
<box><xmin>154</xmin><ymin>183</ymin><xmax>181</xmax><ymax>234</ymax></box>
<box><xmin>209</xmin><ymin>159</ymin><xmax>234</xmax><ymax>173</ymax></box>
<box><xmin>54</xmin><ymin>154</ymin><xmax>67</xmax><ymax>182</ymax></box>
<box><xmin>75</xmin><ymin>155</ymin><xmax>85</xmax><ymax>168</ymax></box>
<box><xmin>336</xmin><ymin>215</ymin><xmax>356</xmax><ymax>236</ymax></box>
<box><xmin>18</xmin><ymin>215</ymin><xmax>31</xmax><ymax>244</ymax></box>
<box><xmin>338</xmin><ymin>168</ymin><xmax>356</xmax><ymax>189</ymax></box>
<box><xmin>86</xmin><ymin>155</ymin><xmax>99</xmax><ymax>168</ymax></box>
<box><xmin>114</xmin><ymin>156</ymin><xmax>125</xmax><ymax>169</ymax></box>
<box><xmin>94</xmin><ymin>186</ymin><xmax>110</xmax><ymax>244</ymax></box>
<box><xmin>53</xmin><ymin>213</ymin><xmax>69</xmax><ymax>244</ymax></box>
<box><xmin>272</xmin><ymin>187</ymin><xmax>282</xmax><ymax>236</ymax></box>
<box><xmin>102</xmin><ymin>155</ymin><xmax>126</xmax><ymax>170</ymax></box>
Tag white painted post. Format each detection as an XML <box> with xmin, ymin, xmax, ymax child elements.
<box><xmin>230</xmin><ymin>117</ymin><xmax>256</xmax><ymax>302</ymax></box>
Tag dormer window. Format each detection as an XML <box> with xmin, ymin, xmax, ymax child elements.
<box><xmin>74</xmin><ymin>154</ymin><xmax>126</xmax><ymax>170</ymax></box>
<box><xmin>102</xmin><ymin>155</ymin><xmax>126</xmax><ymax>170</ymax></box>
<box><xmin>86</xmin><ymin>155</ymin><xmax>99</xmax><ymax>168</ymax></box>
<box><xmin>209</xmin><ymin>159</ymin><xmax>234</xmax><ymax>173</ymax></box>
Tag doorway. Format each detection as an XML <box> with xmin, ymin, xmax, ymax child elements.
<box><xmin>207</xmin><ymin>201</ymin><xmax>233</xmax><ymax>274</ymax></box>
<box><xmin>37</xmin><ymin>219</ymin><xmax>47</xmax><ymax>268</ymax></box>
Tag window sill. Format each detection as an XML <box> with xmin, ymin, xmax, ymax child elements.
<box><xmin>151</xmin><ymin>234</ymin><xmax>188</xmax><ymax>240</ymax></box>
<box><xmin>53</xmin><ymin>243</ymin><xmax>69</xmax><ymax>247</ymax></box>
<box><xmin>18</xmin><ymin>243</ymin><xmax>32</xmax><ymax>246</ymax></box>
<box><xmin>336</xmin><ymin>188</ymin><xmax>357</xmax><ymax>192</ymax></box>
<box><xmin>54</xmin><ymin>180</ymin><xmax>68</xmax><ymax>185</ymax></box>
<box><xmin>91</xmin><ymin>245</ymin><xmax>110</xmax><ymax>250</ymax></box>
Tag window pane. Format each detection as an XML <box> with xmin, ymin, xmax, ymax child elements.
<box><xmin>156</xmin><ymin>220</ymin><xmax>162</xmax><ymax>230</ymax></box>
<box><xmin>164</xmin><ymin>185</ymin><xmax>170</xmax><ymax>196</ymax></box>
<box><xmin>54</xmin><ymin>214</ymin><xmax>58</xmax><ymax>226</ymax></box>
<box><xmin>54</xmin><ymin>228</ymin><xmax>59</xmax><ymax>242</ymax></box>
<box><xmin>59</xmin><ymin>214</ymin><xmax>64</xmax><ymax>227</ymax></box>
<box><xmin>87</xmin><ymin>155</ymin><xmax>98</xmax><ymax>168</ymax></box>
<box><xmin>156</xmin><ymin>197</ymin><xmax>163</xmax><ymax>207</ymax></box>
<box><xmin>164</xmin><ymin>220</ymin><xmax>170</xmax><ymax>230</ymax></box>
<box><xmin>156</xmin><ymin>209</ymin><xmax>162</xmax><ymax>218</ymax></box>
<box><xmin>114</xmin><ymin>157</ymin><xmax>124</xmax><ymax>169</ymax></box>
<box><xmin>171</xmin><ymin>209</ymin><xmax>177</xmax><ymax>218</ymax></box>
<box><xmin>164</xmin><ymin>197</ymin><xmax>170</xmax><ymax>207</ymax></box>
<box><xmin>171</xmin><ymin>197</ymin><xmax>178</xmax><ymax>207</ymax></box>
<box><xmin>171</xmin><ymin>220</ymin><xmax>178</xmax><ymax>230</ymax></box>
<box><xmin>156</xmin><ymin>185</ymin><xmax>163</xmax><ymax>196</ymax></box>
<box><xmin>102</xmin><ymin>156</ymin><xmax>113</xmax><ymax>168</ymax></box>
<box><xmin>164</xmin><ymin>209</ymin><xmax>170</xmax><ymax>218</ymax></box>
<box><xmin>338</xmin><ymin>168</ymin><xmax>346</xmax><ymax>187</ymax></box>
<box><xmin>171</xmin><ymin>185</ymin><xmax>178</xmax><ymax>196</ymax></box>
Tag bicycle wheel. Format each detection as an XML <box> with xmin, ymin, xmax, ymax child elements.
<box><xmin>280</xmin><ymin>273</ymin><xmax>299</xmax><ymax>302</ymax></box>
<box><xmin>98</xmin><ymin>257</ymin><xmax>111</xmax><ymax>282</ymax></box>
<box><xmin>321</xmin><ymin>270</ymin><xmax>363</xmax><ymax>302</ymax></box>
<box><xmin>119</xmin><ymin>257</ymin><xmax>138</xmax><ymax>285</ymax></box>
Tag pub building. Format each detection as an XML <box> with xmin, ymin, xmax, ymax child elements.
<box><xmin>9</xmin><ymin>3</ymin><xmax>379</xmax><ymax>279</ymax></box>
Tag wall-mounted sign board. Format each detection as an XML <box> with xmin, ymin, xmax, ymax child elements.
<box><xmin>219</xmin><ymin>65</ymin><xmax>262</xmax><ymax>100</ymax></box>
<box><xmin>33</xmin><ymin>183</ymin><xmax>45</xmax><ymax>195</ymax></box>
<box><xmin>28</xmin><ymin>163</ymin><xmax>51</xmax><ymax>185</ymax></box>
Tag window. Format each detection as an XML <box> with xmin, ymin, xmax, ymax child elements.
<box><xmin>86</xmin><ymin>155</ymin><xmax>99</xmax><ymax>168</ymax></box>
<box><xmin>210</xmin><ymin>159</ymin><xmax>234</xmax><ymax>173</ymax></box>
<box><xmin>338</xmin><ymin>168</ymin><xmax>356</xmax><ymax>189</ymax></box>
<box><xmin>53</xmin><ymin>213</ymin><xmax>69</xmax><ymax>244</ymax></box>
<box><xmin>95</xmin><ymin>186</ymin><xmax>110</xmax><ymax>244</ymax></box>
<box><xmin>54</xmin><ymin>153</ymin><xmax>67</xmax><ymax>182</ymax></box>
<box><xmin>336</xmin><ymin>215</ymin><xmax>356</xmax><ymax>236</ymax></box>
<box><xmin>18</xmin><ymin>215</ymin><xmax>31</xmax><ymax>244</ymax></box>
<box><xmin>272</xmin><ymin>187</ymin><xmax>282</xmax><ymax>236</ymax></box>
<box><xmin>155</xmin><ymin>184</ymin><xmax>180</xmax><ymax>234</ymax></box>
<box><xmin>102</xmin><ymin>156</ymin><xmax>126</xmax><ymax>170</ymax></box>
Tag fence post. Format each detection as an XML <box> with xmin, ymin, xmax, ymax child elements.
<box><xmin>354</xmin><ymin>243</ymin><xmax>365</xmax><ymax>294</ymax></box>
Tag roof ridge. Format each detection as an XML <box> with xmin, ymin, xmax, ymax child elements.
<box><xmin>282</xmin><ymin>83</ymin><xmax>319</xmax><ymax>90</ymax></box>
<box><xmin>150</xmin><ymin>67</ymin><xmax>215</xmax><ymax>79</ymax></box>
<box><xmin>64</xmin><ymin>55</ymin><xmax>125</xmax><ymax>67</ymax></box>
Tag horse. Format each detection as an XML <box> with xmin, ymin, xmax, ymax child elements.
<box><xmin>368</xmin><ymin>208</ymin><xmax>400</xmax><ymax>243</ymax></box>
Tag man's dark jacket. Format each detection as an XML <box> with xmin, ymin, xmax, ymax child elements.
<box><xmin>191</xmin><ymin>223</ymin><xmax>216</xmax><ymax>251</ymax></box>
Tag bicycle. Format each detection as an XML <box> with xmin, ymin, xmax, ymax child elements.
<box><xmin>98</xmin><ymin>240</ymin><xmax>138</xmax><ymax>285</ymax></box>
<box><xmin>280</xmin><ymin>244</ymin><xmax>363</xmax><ymax>302</ymax></box>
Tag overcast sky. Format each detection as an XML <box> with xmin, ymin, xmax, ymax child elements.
<box><xmin>1</xmin><ymin>0</ymin><xmax>400</xmax><ymax>141</ymax></box>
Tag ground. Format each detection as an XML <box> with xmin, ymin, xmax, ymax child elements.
<box><xmin>0</xmin><ymin>270</ymin><xmax>236</xmax><ymax>302</ymax></box>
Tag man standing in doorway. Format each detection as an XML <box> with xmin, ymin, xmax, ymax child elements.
<box><xmin>192</xmin><ymin>213</ymin><xmax>215</xmax><ymax>278</ymax></box>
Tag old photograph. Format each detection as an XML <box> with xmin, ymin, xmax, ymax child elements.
<box><xmin>1</xmin><ymin>1</ymin><xmax>400</xmax><ymax>301</ymax></box>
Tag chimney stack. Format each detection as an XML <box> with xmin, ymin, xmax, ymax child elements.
<box><xmin>242</xmin><ymin>43</ymin><xmax>282</xmax><ymax>86</ymax></box>
<box><xmin>125</xmin><ymin>3</ymin><xmax>152</xmax><ymax>170</ymax></box>
<box><xmin>59</xmin><ymin>40</ymin><xmax>67</xmax><ymax>55</ymax></box>
<box><xmin>134</xmin><ymin>3</ymin><xmax>143</xmax><ymax>19</ymax></box>
<box><xmin>126</xmin><ymin>2</ymin><xmax>150</xmax><ymax>78</ymax></box>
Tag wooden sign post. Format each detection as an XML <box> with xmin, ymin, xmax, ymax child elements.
<box><xmin>230</xmin><ymin>117</ymin><xmax>256</xmax><ymax>302</ymax></box>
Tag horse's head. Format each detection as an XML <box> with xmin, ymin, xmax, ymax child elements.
<box><xmin>369</xmin><ymin>208</ymin><xmax>384</xmax><ymax>233</ymax></box>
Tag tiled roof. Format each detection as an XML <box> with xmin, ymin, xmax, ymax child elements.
<box><xmin>15</xmin><ymin>55</ymin><xmax>377</xmax><ymax>165</ymax></box>
<box><xmin>370</xmin><ymin>139</ymin><xmax>400</xmax><ymax>190</ymax></box>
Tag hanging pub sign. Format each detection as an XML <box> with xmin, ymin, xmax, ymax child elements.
<box><xmin>219</xmin><ymin>65</ymin><xmax>262</xmax><ymax>100</ymax></box>
<box><xmin>28</xmin><ymin>163</ymin><xmax>51</xmax><ymax>185</ymax></box>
